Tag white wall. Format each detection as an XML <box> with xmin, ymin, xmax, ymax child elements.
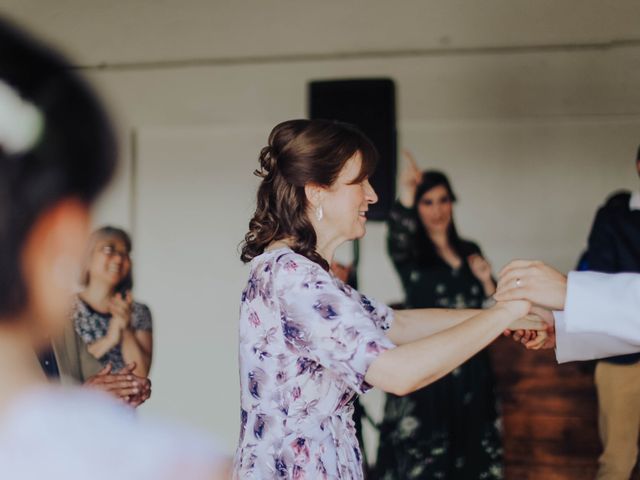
<box><xmin>3</xmin><ymin>1</ymin><xmax>640</xmax><ymax>457</ymax></box>
<box><xmin>5</xmin><ymin>0</ymin><xmax>640</xmax><ymax>64</ymax></box>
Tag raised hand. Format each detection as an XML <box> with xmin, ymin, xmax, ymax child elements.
<box><xmin>109</xmin><ymin>291</ymin><xmax>133</xmax><ymax>330</ymax></box>
<box><xmin>398</xmin><ymin>149</ymin><xmax>423</xmax><ymax>208</ymax></box>
<box><xmin>468</xmin><ymin>254</ymin><xmax>496</xmax><ymax>296</ymax></box>
<box><xmin>88</xmin><ymin>302</ymin><xmax>129</xmax><ymax>359</ymax></box>
<box><xmin>495</xmin><ymin>260</ymin><xmax>568</xmax><ymax>310</ymax></box>
<box><xmin>468</xmin><ymin>254</ymin><xmax>492</xmax><ymax>283</ymax></box>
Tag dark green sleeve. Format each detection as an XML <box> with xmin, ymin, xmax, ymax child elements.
<box><xmin>387</xmin><ymin>201</ymin><xmax>419</xmax><ymax>270</ymax></box>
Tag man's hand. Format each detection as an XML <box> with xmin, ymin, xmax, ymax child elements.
<box><xmin>503</xmin><ymin>304</ymin><xmax>557</xmax><ymax>350</ymax></box>
<box><xmin>504</xmin><ymin>323</ymin><xmax>557</xmax><ymax>350</ymax></box>
<box><xmin>83</xmin><ymin>362</ymin><xmax>151</xmax><ymax>407</ymax></box>
<box><xmin>495</xmin><ymin>260</ymin><xmax>568</xmax><ymax>310</ymax></box>
<box><xmin>526</xmin><ymin>323</ymin><xmax>556</xmax><ymax>350</ymax></box>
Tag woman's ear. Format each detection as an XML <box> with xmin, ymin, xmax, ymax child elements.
<box><xmin>304</xmin><ymin>183</ymin><xmax>325</xmax><ymax>208</ymax></box>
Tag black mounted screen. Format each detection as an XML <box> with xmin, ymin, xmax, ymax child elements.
<box><xmin>308</xmin><ymin>78</ymin><xmax>397</xmax><ymax>221</ymax></box>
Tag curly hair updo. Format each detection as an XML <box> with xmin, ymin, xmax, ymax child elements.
<box><xmin>240</xmin><ymin>119</ymin><xmax>378</xmax><ymax>270</ymax></box>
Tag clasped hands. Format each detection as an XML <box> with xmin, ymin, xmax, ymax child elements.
<box><xmin>84</xmin><ymin>362</ymin><xmax>151</xmax><ymax>408</ymax></box>
<box><xmin>494</xmin><ymin>260</ymin><xmax>568</xmax><ymax>350</ymax></box>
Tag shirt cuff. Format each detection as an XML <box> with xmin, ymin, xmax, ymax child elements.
<box><xmin>554</xmin><ymin>311</ymin><xmax>640</xmax><ymax>363</ymax></box>
<box><xmin>554</xmin><ymin>311</ymin><xmax>573</xmax><ymax>364</ymax></box>
<box><xmin>565</xmin><ymin>271</ymin><xmax>640</xmax><ymax>341</ymax></box>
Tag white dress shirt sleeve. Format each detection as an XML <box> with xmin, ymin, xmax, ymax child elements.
<box><xmin>564</xmin><ymin>271</ymin><xmax>640</xmax><ymax>341</ymax></box>
<box><xmin>554</xmin><ymin>311</ymin><xmax>640</xmax><ymax>363</ymax></box>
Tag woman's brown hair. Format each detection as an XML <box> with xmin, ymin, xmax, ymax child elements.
<box><xmin>240</xmin><ymin>119</ymin><xmax>378</xmax><ymax>270</ymax></box>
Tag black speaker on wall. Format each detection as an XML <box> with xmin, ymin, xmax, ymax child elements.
<box><xmin>308</xmin><ymin>78</ymin><xmax>397</xmax><ymax>221</ymax></box>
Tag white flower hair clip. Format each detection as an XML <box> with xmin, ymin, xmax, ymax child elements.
<box><xmin>0</xmin><ymin>79</ymin><xmax>44</xmax><ymax>155</ymax></box>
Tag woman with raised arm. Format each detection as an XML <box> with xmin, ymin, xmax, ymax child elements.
<box><xmin>234</xmin><ymin>120</ymin><xmax>542</xmax><ymax>479</ymax></box>
<box><xmin>377</xmin><ymin>152</ymin><xmax>503</xmax><ymax>480</ymax></box>
<box><xmin>0</xmin><ymin>18</ymin><xmax>223</xmax><ymax>479</ymax></box>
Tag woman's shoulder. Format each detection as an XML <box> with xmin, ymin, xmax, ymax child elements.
<box><xmin>251</xmin><ymin>248</ymin><xmax>342</xmax><ymax>300</ymax></box>
<box><xmin>131</xmin><ymin>300</ymin><xmax>153</xmax><ymax>330</ymax></box>
<box><xmin>0</xmin><ymin>386</ymin><xmax>222</xmax><ymax>479</ymax></box>
<box><xmin>72</xmin><ymin>295</ymin><xmax>89</xmax><ymax>314</ymax></box>
<box><xmin>458</xmin><ymin>238</ymin><xmax>482</xmax><ymax>255</ymax></box>
<box><xmin>256</xmin><ymin>247</ymin><xmax>326</xmax><ymax>278</ymax></box>
<box><xmin>132</xmin><ymin>300</ymin><xmax>151</xmax><ymax>315</ymax></box>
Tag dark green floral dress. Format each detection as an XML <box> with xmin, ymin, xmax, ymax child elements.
<box><xmin>375</xmin><ymin>203</ymin><xmax>503</xmax><ymax>480</ymax></box>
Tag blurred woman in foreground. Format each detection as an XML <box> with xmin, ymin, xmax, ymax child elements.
<box><xmin>0</xmin><ymin>18</ymin><xmax>224</xmax><ymax>479</ymax></box>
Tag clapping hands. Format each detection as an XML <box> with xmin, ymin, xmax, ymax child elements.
<box><xmin>103</xmin><ymin>291</ymin><xmax>133</xmax><ymax>346</ymax></box>
<box><xmin>109</xmin><ymin>291</ymin><xmax>133</xmax><ymax>331</ymax></box>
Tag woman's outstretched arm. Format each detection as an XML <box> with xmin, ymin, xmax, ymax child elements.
<box><xmin>366</xmin><ymin>301</ymin><xmax>540</xmax><ymax>396</ymax></box>
<box><xmin>387</xmin><ymin>308</ymin><xmax>480</xmax><ymax>345</ymax></box>
<box><xmin>388</xmin><ymin>306</ymin><xmax>544</xmax><ymax>345</ymax></box>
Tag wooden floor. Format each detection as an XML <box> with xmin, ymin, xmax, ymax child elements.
<box><xmin>490</xmin><ymin>337</ymin><xmax>601</xmax><ymax>480</ymax></box>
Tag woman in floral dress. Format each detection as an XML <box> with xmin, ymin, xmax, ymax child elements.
<box><xmin>234</xmin><ymin>119</ymin><xmax>543</xmax><ymax>479</ymax></box>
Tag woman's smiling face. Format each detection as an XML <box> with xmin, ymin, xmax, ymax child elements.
<box><xmin>417</xmin><ymin>184</ymin><xmax>453</xmax><ymax>235</ymax></box>
<box><xmin>314</xmin><ymin>152</ymin><xmax>379</xmax><ymax>243</ymax></box>
<box><xmin>88</xmin><ymin>236</ymin><xmax>131</xmax><ymax>288</ymax></box>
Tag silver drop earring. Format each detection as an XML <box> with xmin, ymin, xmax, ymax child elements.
<box><xmin>315</xmin><ymin>206</ymin><xmax>324</xmax><ymax>221</ymax></box>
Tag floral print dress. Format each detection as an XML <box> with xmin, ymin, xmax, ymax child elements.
<box><xmin>233</xmin><ymin>248</ymin><xmax>396</xmax><ymax>479</ymax></box>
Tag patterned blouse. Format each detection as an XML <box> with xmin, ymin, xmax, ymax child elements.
<box><xmin>233</xmin><ymin>248</ymin><xmax>396</xmax><ymax>479</ymax></box>
<box><xmin>73</xmin><ymin>297</ymin><xmax>153</xmax><ymax>372</ymax></box>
